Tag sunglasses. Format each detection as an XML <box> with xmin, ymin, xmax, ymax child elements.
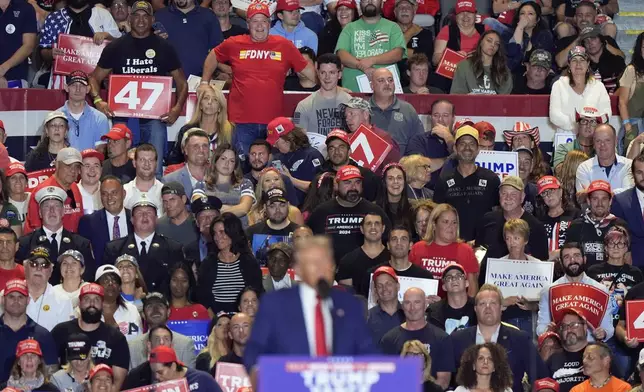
<box><xmin>28</xmin><ymin>260</ymin><xmax>51</xmax><ymax>269</ymax></box>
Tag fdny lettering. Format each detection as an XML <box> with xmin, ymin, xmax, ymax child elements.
<box><xmin>239</xmin><ymin>50</ymin><xmax>282</xmax><ymax>61</ymax></box>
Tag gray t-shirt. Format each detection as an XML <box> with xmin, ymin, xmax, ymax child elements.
<box><xmin>204</xmin><ymin>178</ymin><xmax>256</xmax><ymax>227</ymax></box>
<box><xmin>51</xmin><ymin>369</ymin><xmax>87</xmax><ymax>392</ymax></box>
<box><xmin>450</xmin><ymin>60</ymin><xmax>513</xmax><ymax>95</ymax></box>
<box><xmin>293</xmin><ymin>90</ymin><xmax>352</xmax><ymax>136</ymax></box>
<box><xmin>156</xmin><ymin>215</ymin><xmax>199</xmax><ymax>246</ymax></box>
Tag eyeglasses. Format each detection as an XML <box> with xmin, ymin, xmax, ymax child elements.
<box><xmin>560</xmin><ymin>321</ymin><xmax>585</xmax><ymax>331</ymax></box>
<box><xmin>540</xmin><ymin>189</ymin><xmax>558</xmax><ymax>198</ymax></box>
<box><xmin>579</xmin><ymin>119</ymin><xmax>598</xmax><ymax>126</ymax></box>
<box><xmin>28</xmin><ymin>261</ymin><xmax>51</xmax><ymax>269</ymax></box>
<box><xmin>606</xmin><ymin>241</ymin><xmax>627</xmax><ymax>249</ymax></box>
<box><xmin>443</xmin><ymin>274</ymin><xmax>465</xmax><ymax>282</ymax></box>
<box><xmin>406</xmin><ymin>352</ymin><xmax>425</xmax><ymax>358</ymax></box>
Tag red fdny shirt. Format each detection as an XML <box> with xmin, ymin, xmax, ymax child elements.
<box><xmin>25</xmin><ymin>175</ymin><xmax>84</xmax><ymax>234</ymax></box>
<box><xmin>214</xmin><ymin>35</ymin><xmax>309</xmax><ymax>124</ymax></box>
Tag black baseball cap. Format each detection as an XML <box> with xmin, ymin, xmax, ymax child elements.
<box><xmin>143</xmin><ymin>292</ymin><xmax>169</xmax><ymax>308</ymax></box>
<box><xmin>191</xmin><ymin>194</ymin><xmax>223</xmax><ymax>215</ymax></box>
<box><xmin>161</xmin><ymin>181</ymin><xmax>186</xmax><ymax>197</ymax></box>
<box><xmin>66</xmin><ymin>70</ymin><xmax>89</xmax><ymax>86</ymax></box>
<box><xmin>267</xmin><ymin>188</ymin><xmax>288</xmax><ymax>204</ymax></box>
<box><xmin>66</xmin><ymin>333</ymin><xmax>91</xmax><ymax>361</ymax></box>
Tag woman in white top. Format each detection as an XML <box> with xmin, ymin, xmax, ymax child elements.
<box><xmin>549</xmin><ymin>46</ymin><xmax>611</xmax><ymax>132</ymax></box>
<box><xmin>6</xmin><ymin>163</ymin><xmax>30</xmax><ymax>225</ymax></box>
<box><xmin>454</xmin><ymin>343</ymin><xmax>513</xmax><ymax>392</ymax></box>
<box><xmin>52</xmin><ymin>250</ymin><xmax>89</xmax><ymax>308</ymax></box>
<box><xmin>95</xmin><ymin>265</ymin><xmax>142</xmax><ymax>341</ymax></box>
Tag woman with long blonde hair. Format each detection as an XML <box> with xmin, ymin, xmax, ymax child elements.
<box><xmin>248</xmin><ymin>168</ymin><xmax>304</xmax><ymax>226</ymax></box>
<box><xmin>0</xmin><ymin>339</ymin><xmax>58</xmax><ymax>391</ymax></box>
<box><xmin>167</xmin><ymin>86</ymin><xmax>234</xmax><ymax>165</ymax></box>
<box><xmin>556</xmin><ymin>150</ymin><xmax>589</xmax><ymax>209</ymax></box>
<box><xmin>400</xmin><ymin>340</ymin><xmax>443</xmax><ymax>392</ymax></box>
<box><xmin>409</xmin><ymin>203</ymin><xmax>479</xmax><ymax>296</ymax></box>
<box><xmin>196</xmin><ymin>312</ymin><xmax>232</xmax><ymax>373</ymax></box>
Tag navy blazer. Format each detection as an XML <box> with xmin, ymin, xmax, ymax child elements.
<box><xmin>611</xmin><ymin>187</ymin><xmax>641</xmax><ymax>266</ymax></box>
<box><xmin>243</xmin><ymin>286</ymin><xmax>378</xmax><ymax>372</ymax></box>
<box><xmin>77</xmin><ymin>209</ymin><xmax>133</xmax><ymax>267</ymax></box>
<box><xmin>451</xmin><ymin>324</ymin><xmax>548</xmax><ymax>391</ymax></box>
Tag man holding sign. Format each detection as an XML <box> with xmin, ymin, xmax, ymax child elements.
<box><xmin>89</xmin><ymin>0</ymin><xmax>188</xmax><ymax>177</ymax></box>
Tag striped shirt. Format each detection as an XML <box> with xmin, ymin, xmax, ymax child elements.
<box><xmin>212</xmin><ymin>260</ymin><xmax>245</xmax><ymax>307</ymax></box>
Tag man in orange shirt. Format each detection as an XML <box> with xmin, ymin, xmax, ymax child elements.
<box><xmin>570</xmin><ymin>341</ymin><xmax>630</xmax><ymax>392</ymax></box>
<box><xmin>25</xmin><ymin>147</ymin><xmax>83</xmax><ymax>233</ymax></box>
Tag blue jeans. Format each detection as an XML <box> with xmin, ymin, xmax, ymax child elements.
<box><xmin>301</xmin><ymin>12</ymin><xmax>325</xmax><ymax>36</ymax></box>
<box><xmin>233</xmin><ymin>123</ymin><xmax>267</xmax><ymax>160</ymax></box>
<box><xmin>483</xmin><ymin>17</ymin><xmax>511</xmax><ymax>35</ymax></box>
<box><xmin>114</xmin><ymin>117</ymin><xmax>167</xmax><ymax>177</ymax></box>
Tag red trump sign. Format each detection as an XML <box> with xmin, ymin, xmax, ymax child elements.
<box><xmin>27</xmin><ymin>168</ymin><xmax>55</xmax><ymax>191</ymax></box>
<box><xmin>108</xmin><ymin>75</ymin><xmax>172</xmax><ymax>119</ymax></box>
<box><xmin>215</xmin><ymin>363</ymin><xmax>252</xmax><ymax>392</ymax></box>
<box><xmin>626</xmin><ymin>300</ymin><xmax>644</xmax><ymax>342</ymax></box>
<box><xmin>435</xmin><ymin>49</ymin><xmax>467</xmax><ymax>80</ymax></box>
<box><xmin>349</xmin><ymin>124</ymin><xmax>392</xmax><ymax>173</ymax></box>
<box><xmin>122</xmin><ymin>379</ymin><xmax>189</xmax><ymax>392</ymax></box>
<box><xmin>53</xmin><ymin>34</ymin><xmax>107</xmax><ymax>76</ymax></box>
<box><xmin>549</xmin><ymin>283</ymin><xmax>609</xmax><ymax>329</ymax></box>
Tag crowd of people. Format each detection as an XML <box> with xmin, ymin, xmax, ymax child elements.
<box><xmin>1</xmin><ymin>0</ymin><xmax>644</xmax><ymax>390</ymax></box>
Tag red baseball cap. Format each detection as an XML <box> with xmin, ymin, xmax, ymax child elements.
<box><xmin>80</xmin><ymin>283</ymin><xmax>104</xmax><ymax>299</ymax></box>
<box><xmin>534</xmin><ymin>378</ymin><xmax>560</xmax><ymax>392</ymax></box>
<box><xmin>89</xmin><ymin>364</ymin><xmax>114</xmax><ymax>381</ymax></box>
<box><xmin>5</xmin><ymin>162</ymin><xmax>27</xmax><ymax>178</ymax></box>
<box><xmin>586</xmin><ymin>180</ymin><xmax>612</xmax><ymax>196</ymax></box>
<box><xmin>81</xmin><ymin>148</ymin><xmax>105</xmax><ymax>163</ymax></box>
<box><xmin>537</xmin><ymin>176</ymin><xmax>561</xmax><ymax>195</ymax></box>
<box><xmin>326</xmin><ymin>129</ymin><xmax>350</xmax><ymax>146</ymax></box>
<box><xmin>454</xmin><ymin>118</ymin><xmax>475</xmax><ymax>131</ymax></box>
<box><xmin>373</xmin><ymin>266</ymin><xmax>398</xmax><ymax>282</ymax></box>
<box><xmin>276</xmin><ymin>0</ymin><xmax>303</xmax><ymax>12</ymax></box>
<box><xmin>537</xmin><ymin>331</ymin><xmax>560</xmax><ymax>349</ymax></box>
<box><xmin>335</xmin><ymin>165</ymin><xmax>363</xmax><ymax>182</ymax></box>
<box><xmin>442</xmin><ymin>263</ymin><xmax>466</xmax><ymax>275</ymax></box>
<box><xmin>247</xmin><ymin>2</ymin><xmax>271</xmax><ymax>19</ymax></box>
<box><xmin>2</xmin><ymin>387</ymin><xmax>23</xmax><ymax>392</ymax></box>
<box><xmin>4</xmin><ymin>279</ymin><xmax>28</xmax><ymax>297</ymax></box>
<box><xmin>16</xmin><ymin>339</ymin><xmax>42</xmax><ymax>357</ymax></box>
<box><xmin>455</xmin><ymin>0</ymin><xmax>476</xmax><ymax>13</ymax></box>
<box><xmin>150</xmin><ymin>346</ymin><xmax>184</xmax><ymax>366</ymax></box>
<box><xmin>336</xmin><ymin>0</ymin><xmax>356</xmax><ymax>9</ymax></box>
<box><xmin>266</xmin><ymin>117</ymin><xmax>295</xmax><ymax>146</ymax></box>
<box><xmin>0</xmin><ymin>120</ymin><xmax>4</xmax><ymax>131</ymax></box>
<box><xmin>474</xmin><ymin>121</ymin><xmax>496</xmax><ymax>138</ymax></box>
<box><xmin>101</xmin><ymin>124</ymin><xmax>132</xmax><ymax>141</ymax></box>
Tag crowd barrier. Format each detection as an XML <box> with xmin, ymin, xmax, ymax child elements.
<box><xmin>0</xmin><ymin>89</ymin><xmax>621</xmax><ymax>161</ymax></box>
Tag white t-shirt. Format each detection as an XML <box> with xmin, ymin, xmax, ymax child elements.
<box><xmin>103</xmin><ymin>301</ymin><xmax>142</xmax><ymax>341</ymax></box>
<box><xmin>9</xmin><ymin>193</ymin><xmax>30</xmax><ymax>223</ymax></box>
<box><xmin>52</xmin><ymin>282</ymin><xmax>89</xmax><ymax>308</ymax></box>
<box><xmin>26</xmin><ymin>284</ymin><xmax>75</xmax><ymax>331</ymax></box>
<box><xmin>123</xmin><ymin>179</ymin><xmax>164</xmax><ymax>217</ymax></box>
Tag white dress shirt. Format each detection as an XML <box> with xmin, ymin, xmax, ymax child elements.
<box><xmin>123</xmin><ymin>179</ymin><xmax>164</xmax><ymax>217</ymax></box>
<box><xmin>42</xmin><ymin>226</ymin><xmax>64</xmax><ymax>252</ymax></box>
<box><xmin>300</xmin><ymin>283</ymin><xmax>333</xmax><ymax>356</ymax></box>
<box><xmin>272</xmin><ymin>274</ymin><xmax>292</xmax><ymax>291</ymax></box>
<box><xmin>575</xmin><ymin>155</ymin><xmax>634</xmax><ymax>195</ymax></box>
<box><xmin>134</xmin><ymin>233</ymin><xmax>154</xmax><ymax>254</ymax></box>
<box><xmin>475</xmin><ymin>324</ymin><xmax>501</xmax><ymax>344</ymax></box>
<box><xmin>106</xmin><ymin>209</ymin><xmax>128</xmax><ymax>240</ymax></box>
<box><xmin>26</xmin><ymin>284</ymin><xmax>74</xmax><ymax>331</ymax></box>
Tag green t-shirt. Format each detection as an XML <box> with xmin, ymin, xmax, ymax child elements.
<box><xmin>335</xmin><ymin>18</ymin><xmax>407</xmax><ymax>92</ymax></box>
<box><xmin>0</xmin><ymin>202</ymin><xmax>21</xmax><ymax>227</ymax></box>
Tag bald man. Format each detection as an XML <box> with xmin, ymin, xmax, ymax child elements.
<box><xmin>219</xmin><ymin>313</ymin><xmax>252</xmax><ymax>365</ymax></box>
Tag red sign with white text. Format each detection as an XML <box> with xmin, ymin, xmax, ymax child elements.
<box><xmin>435</xmin><ymin>49</ymin><xmax>467</xmax><ymax>80</ymax></box>
<box><xmin>215</xmin><ymin>362</ymin><xmax>252</xmax><ymax>392</ymax></box>
<box><xmin>549</xmin><ymin>283</ymin><xmax>609</xmax><ymax>329</ymax></box>
<box><xmin>53</xmin><ymin>34</ymin><xmax>107</xmax><ymax>76</ymax></box>
<box><xmin>27</xmin><ymin>168</ymin><xmax>55</xmax><ymax>191</ymax></box>
<box><xmin>626</xmin><ymin>300</ymin><xmax>644</xmax><ymax>342</ymax></box>
<box><xmin>349</xmin><ymin>124</ymin><xmax>393</xmax><ymax>173</ymax></box>
<box><xmin>122</xmin><ymin>379</ymin><xmax>189</xmax><ymax>392</ymax></box>
<box><xmin>108</xmin><ymin>75</ymin><xmax>172</xmax><ymax>119</ymax></box>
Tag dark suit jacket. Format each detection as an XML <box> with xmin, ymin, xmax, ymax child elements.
<box><xmin>17</xmin><ymin>228</ymin><xmax>94</xmax><ymax>284</ymax></box>
<box><xmin>611</xmin><ymin>187</ymin><xmax>642</xmax><ymax>267</ymax></box>
<box><xmin>243</xmin><ymin>286</ymin><xmax>378</xmax><ymax>372</ymax></box>
<box><xmin>103</xmin><ymin>233</ymin><xmax>183</xmax><ymax>293</ymax></box>
<box><xmin>451</xmin><ymin>324</ymin><xmax>548</xmax><ymax>391</ymax></box>
<box><xmin>77</xmin><ymin>209</ymin><xmax>134</xmax><ymax>267</ymax></box>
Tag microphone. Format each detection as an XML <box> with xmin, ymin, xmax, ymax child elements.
<box><xmin>317</xmin><ymin>278</ymin><xmax>331</xmax><ymax>299</ymax></box>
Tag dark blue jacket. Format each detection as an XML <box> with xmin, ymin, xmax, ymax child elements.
<box><xmin>77</xmin><ymin>208</ymin><xmax>133</xmax><ymax>267</ymax></box>
<box><xmin>611</xmin><ymin>187</ymin><xmax>644</xmax><ymax>267</ymax></box>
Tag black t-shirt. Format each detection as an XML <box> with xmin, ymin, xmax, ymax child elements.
<box><xmin>589</xmin><ymin>48</ymin><xmax>626</xmax><ymax>94</ymax></box>
<box><xmin>426</xmin><ymin>297</ymin><xmax>477</xmax><ymax>334</ymax></box>
<box><xmin>587</xmin><ymin>262</ymin><xmax>644</xmax><ymax>326</ymax></box>
<box><xmin>97</xmin><ymin>33</ymin><xmax>182</xmax><ymax>76</ymax></box>
<box><xmin>217</xmin><ymin>351</ymin><xmax>243</xmax><ymax>365</ymax></box>
<box><xmin>512</xmin><ymin>74</ymin><xmax>552</xmax><ymax>95</ymax></box>
<box><xmin>101</xmin><ymin>158</ymin><xmax>136</xmax><ymax>184</ymax></box>
<box><xmin>24</xmin><ymin>150</ymin><xmax>55</xmax><ymax>172</ymax></box>
<box><xmin>555</xmin><ymin>34</ymin><xmax>619</xmax><ymax>57</ymax></box>
<box><xmin>307</xmin><ymin>199</ymin><xmax>391</xmax><ymax>263</ymax></box>
<box><xmin>398</xmin><ymin>28</ymin><xmax>434</xmax><ymax>86</ymax></box>
<box><xmin>245</xmin><ymin>221</ymin><xmax>299</xmax><ymax>266</ymax></box>
<box><xmin>546</xmin><ymin>349</ymin><xmax>586</xmax><ymax>392</ymax></box>
<box><xmin>475</xmin><ymin>210</ymin><xmax>549</xmax><ymax>260</ymax></box>
<box><xmin>51</xmin><ymin>320</ymin><xmax>130</xmax><ymax>370</ymax></box>
<box><xmin>537</xmin><ymin>207</ymin><xmax>581</xmax><ymax>251</ymax></box>
<box><xmin>433</xmin><ymin>167</ymin><xmax>501</xmax><ymax>241</ymax></box>
<box><xmin>284</xmin><ymin>75</ymin><xmax>318</xmax><ymax>92</ymax></box>
<box><xmin>337</xmin><ymin>246</ymin><xmax>390</xmax><ymax>297</ymax></box>
<box><xmin>223</xmin><ymin>24</ymin><xmax>248</xmax><ymax>39</ymax></box>
<box><xmin>566</xmin><ymin>216</ymin><xmax>628</xmax><ymax>267</ymax></box>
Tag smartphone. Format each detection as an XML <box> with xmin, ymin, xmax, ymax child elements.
<box><xmin>272</xmin><ymin>160</ymin><xmax>283</xmax><ymax>171</ymax></box>
<box><xmin>474</xmin><ymin>245</ymin><xmax>488</xmax><ymax>265</ymax></box>
<box><xmin>152</xmin><ymin>22</ymin><xmax>168</xmax><ymax>35</ymax></box>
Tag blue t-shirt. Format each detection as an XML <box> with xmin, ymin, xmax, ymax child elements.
<box><xmin>0</xmin><ymin>317</ymin><xmax>59</xmax><ymax>381</ymax></box>
<box><xmin>274</xmin><ymin>146</ymin><xmax>324</xmax><ymax>200</ymax></box>
<box><xmin>185</xmin><ymin>368</ymin><xmax>223</xmax><ymax>392</ymax></box>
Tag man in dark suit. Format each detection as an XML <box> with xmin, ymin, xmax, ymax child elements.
<box><xmin>78</xmin><ymin>175</ymin><xmax>133</xmax><ymax>267</ymax></box>
<box><xmin>103</xmin><ymin>193</ymin><xmax>183</xmax><ymax>293</ymax></box>
<box><xmin>17</xmin><ymin>186</ymin><xmax>94</xmax><ymax>283</ymax></box>
<box><xmin>244</xmin><ymin>236</ymin><xmax>377</xmax><ymax>386</ymax></box>
<box><xmin>611</xmin><ymin>154</ymin><xmax>644</xmax><ymax>267</ymax></box>
<box><xmin>183</xmin><ymin>192</ymin><xmax>221</xmax><ymax>266</ymax></box>
<box><xmin>451</xmin><ymin>283</ymin><xmax>548</xmax><ymax>391</ymax></box>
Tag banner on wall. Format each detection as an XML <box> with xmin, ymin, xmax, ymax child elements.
<box><xmin>549</xmin><ymin>283</ymin><xmax>609</xmax><ymax>329</ymax></box>
<box><xmin>484</xmin><ymin>258</ymin><xmax>554</xmax><ymax>300</ymax></box>
<box><xmin>167</xmin><ymin>319</ymin><xmax>209</xmax><ymax>355</ymax></box>
<box><xmin>475</xmin><ymin>150</ymin><xmax>518</xmax><ymax>181</ymax></box>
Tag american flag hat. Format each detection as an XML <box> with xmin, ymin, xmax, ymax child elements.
<box><xmin>502</xmin><ymin>121</ymin><xmax>540</xmax><ymax>146</ymax></box>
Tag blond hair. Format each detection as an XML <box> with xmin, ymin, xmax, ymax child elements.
<box><xmin>423</xmin><ymin>203</ymin><xmax>460</xmax><ymax>243</ymax></box>
<box><xmin>401</xmin><ymin>340</ymin><xmax>434</xmax><ymax>382</ymax></box>
<box><xmin>503</xmin><ymin>218</ymin><xmax>530</xmax><ymax>241</ymax></box>
<box><xmin>476</xmin><ymin>283</ymin><xmax>504</xmax><ymax>304</ymax></box>
<box><xmin>189</xmin><ymin>85</ymin><xmax>233</xmax><ymax>146</ymax></box>
<box><xmin>399</xmin><ymin>154</ymin><xmax>432</xmax><ymax>183</ymax></box>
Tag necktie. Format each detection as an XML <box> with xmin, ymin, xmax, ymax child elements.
<box><xmin>50</xmin><ymin>233</ymin><xmax>59</xmax><ymax>261</ymax></box>
<box><xmin>113</xmin><ymin>216</ymin><xmax>121</xmax><ymax>240</ymax></box>
<box><xmin>315</xmin><ymin>296</ymin><xmax>328</xmax><ymax>356</ymax></box>
<box><xmin>140</xmin><ymin>241</ymin><xmax>147</xmax><ymax>257</ymax></box>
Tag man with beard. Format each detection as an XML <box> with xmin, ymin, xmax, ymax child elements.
<box><xmin>211</xmin><ymin>0</ymin><xmax>247</xmax><ymax>39</ymax></box>
<box><xmin>579</xmin><ymin>25</ymin><xmax>625</xmax><ymax>94</ymax></box>
<box><xmin>163</xmin><ymin>130</ymin><xmax>209</xmax><ymax>199</ymax></box>
<box><xmin>79</xmin><ymin>149</ymin><xmax>104</xmax><ymax>215</ymax></box>
<box><xmin>184</xmin><ymin>192</ymin><xmax>222</xmax><ymax>265</ymax></box>
<box><xmin>536</xmin><ymin>242</ymin><xmax>614</xmax><ymax>341</ymax></box>
<box><xmin>101</xmin><ymin>124</ymin><xmax>135</xmax><ymax>184</ymax></box>
<box><xmin>612</xmin><ymin>154</ymin><xmax>644</xmax><ymax>266</ymax></box>
<box><xmin>219</xmin><ymin>313</ymin><xmax>252</xmax><ymax>364</ymax></box>
<box><xmin>319</xmin><ymin>130</ymin><xmax>380</xmax><ymax>202</ymax></box>
<box><xmin>90</xmin><ymin>0</ymin><xmax>188</xmax><ymax>177</ymax></box>
<box><xmin>156</xmin><ymin>182</ymin><xmax>198</xmax><ymax>246</ymax></box>
<box><xmin>576</xmin><ymin>124</ymin><xmax>633</xmax><ymax>194</ymax></box>
<box><xmin>553</xmin><ymin>105</ymin><xmax>608</xmax><ymax>170</ymax></box>
<box><xmin>567</xmin><ymin>180</ymin><xmax>627</xmax><ymax>266</ymax></box>
<box><xmin>434</xmin><ymin>126</ymin><xmax>500</xmax><ymax>242</ymax></box>
<box><xmin>307</xmin><ymin>165</ymin><xmax>390</xmax><ymax>263</ymax></box>
<box><xmin>243</xmin><ymin>140</ymin><xmax>299</xmax><ymax>205</ymax></box>
<box><xmin>38</xmin><ymin>0</ymin><xmax>121</xmax><ymax>89</ymax></box>
<box><xmin>51</xmin><ymin>283</ymin><xmax>130</xmax><ymax>391</ymax></box>
<box><xmin>246</xmin><ymin>188</ymin><xmax>299</xmax><ymax>265</ymax></box>
<box><xmin>153</xmin><ymin>0</ymin><xmax>222</xmax><ymax>77</ymax></box>
<box><xmin>335</xmin><ymin>0</ymin><xmax>406</xmax><ymax>92</ymax></box>
<box><xmin>512</xmin><ymin>49</ymin><xmax>554</xmax><ymax>95</ymax></box>
<box><xmin>369</xmin><ymin>68</ymin><xmax>424</xmax><ymax>153</ymax></box>
<box><xmin>381</xmin><ymin>287</ymin><xmax>453</xmax><ymax>390</ymax></box>
<box><xmin>126</xmin><ymin>144</ymin><xmax>163</xmax><ymax>218</ymax></box>
<box><xmin>293</xmin><ymin>53</ymin><xmax>352</xmax><ymax>136</ymax></box>
<box><xmin>367</xmin><ymin>266</ymin><xmax>404</xmax><ymax>344</ymax></box>
<box><xmin>451</xmin><ymin>283</ymin><xmax>548</xmax><ymax>391</ymax></box>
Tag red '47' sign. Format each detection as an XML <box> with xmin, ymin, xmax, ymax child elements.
<box><xmin>108</xmin><ymin>75</ymin><xmax>172</xmax><ymax>119</ymax></box>
<box><xmin>549</xmin><ymin>283</ymin><xmax>609</xmax><ymax>329</ymax></box>
<box><xmin>435</xmin><ymin>49</ymin><xmax>467</xmax><ymax>80</ymax></box>
<box><xmin>349</xmin><ymin>124</ymin><xmax>392</xmax><ymax>173</ymax></box>
<box><xmin>626</xmin><ymin>300</ymin><xmax>644</xmax><ymax>342</ymax></box>
<box><xmin>53</xmin><ymin>34</ymin><xmax>107</xmax><ymax>76</ymax></box>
